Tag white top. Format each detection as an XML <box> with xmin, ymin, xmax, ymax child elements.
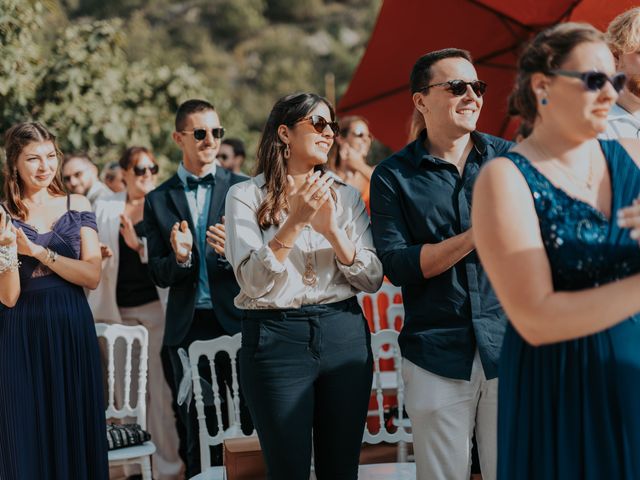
<box><xmin>87</xmin><ymin>191</ymin><xmax>167</xmax><ymax>322</ymax></box>
<box><xmin>225</xmin><ymin>173</ymin><xmax>383</xmax><ymax>309</ymax></box>
<box><xmin>601</xmin><ymin>103</ymin><xmax>640</xmax><ymax>140</ymax></box>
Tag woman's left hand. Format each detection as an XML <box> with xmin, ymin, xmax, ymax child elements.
<box><xmin>617</xmin><ymin>198</ymin><xmax>640</xmax><ymax>244</ymax></box>
<box><xmin>14</xmin><ymin>226</ymin><xmax>45</xmax><ymax>258</ymax></box>
<box><xmin>119</xmin><ymin>213</ymin><xmax>142</xmax><ymax>252</ymax></box>
<box><xmin>310</xmin><ymin>191</ymin><xmax>339</xmax><ymax>238</ymax></box>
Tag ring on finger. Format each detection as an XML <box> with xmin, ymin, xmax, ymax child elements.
<box><xmin>312</xmin><ymin>192</ymin><xmax>323</xmax><ymax>200</ymax></box>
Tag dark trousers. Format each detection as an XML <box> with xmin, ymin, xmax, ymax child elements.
<box><xmin>165</xmin><ymin>309</ymin><xmax>252</xmax><ymax>478</ymax></box>
<box><xmin>240</xmin><ymin>297</ymin><xmax>373</xmax><ymax>480</ymax></box>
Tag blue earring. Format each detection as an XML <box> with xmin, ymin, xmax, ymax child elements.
<box><xmin>541</xmin><ymin>97</ymin><xmax>548</xmax><ymax>106</ymax></box>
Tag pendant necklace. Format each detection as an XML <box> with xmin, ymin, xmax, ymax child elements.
<box><xmin>302</xmin><ymin>225</ymin><xmax>317</xmax><ymax>287</ymax></box>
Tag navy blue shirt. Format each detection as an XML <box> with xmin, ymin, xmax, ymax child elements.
<box><xmin>370</xmin><ymin>130</ymin><xmax>514</xmax><ymax>380</ymax></box>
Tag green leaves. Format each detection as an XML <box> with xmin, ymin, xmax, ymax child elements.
<box><xmin>0</xmin><ymin>0</ymin><xmax>381</xmax><ymax>183</ymax></box>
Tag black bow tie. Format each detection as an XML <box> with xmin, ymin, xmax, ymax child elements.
<box><xmin>186</xmin><ymin>173</ymin><xmax>214</xmax><ymax>190</ymax></box>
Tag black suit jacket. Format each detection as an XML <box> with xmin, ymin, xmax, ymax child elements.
<box><xmin>144</xmin><ymin>167</ymin><xmax>247</xmax><ymax>346</ymax></box>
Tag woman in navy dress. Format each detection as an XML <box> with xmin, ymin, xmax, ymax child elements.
<box><xmin>0</xmin><ymin>122</ymin><xmax>108</xmax><ymax>479</ymax></box>
<box><xmin>473</xmin><ymin>24</ymin><xmax>640</xmax><ymax>479</ymax></box>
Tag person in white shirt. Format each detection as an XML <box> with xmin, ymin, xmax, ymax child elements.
<box><xmin>602</xmin><ymin>7</ymin><xmax>640</xmax><ymax>139</ymax></box>
<box><xmin>225</xmin><ymin>92</ymin><xmax>383</xmax><ymax>480</ymax></box>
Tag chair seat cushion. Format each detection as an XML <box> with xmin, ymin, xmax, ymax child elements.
<box><xmin>106</xmin><ymin>423</ymin><xmax>151</xmax><ymax>450</ymax></box>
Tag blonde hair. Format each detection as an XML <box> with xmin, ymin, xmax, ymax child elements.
<box><xmin>606</xmin><ymin>7</ymin><xmax>640</xmax><ymax>57</ymax></box>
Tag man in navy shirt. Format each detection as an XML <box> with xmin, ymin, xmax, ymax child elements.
<box><xmin>370</xmin><ymin>48</ymin><xmax>513</xmax><ymax>480</ymax></box>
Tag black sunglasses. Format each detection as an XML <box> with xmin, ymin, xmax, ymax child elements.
<box><xmin>216</xmin><ymin>153</ymin><xmax>229</xmax><ymax>161</ymax></box>
<box><xmin>550</xmin><ymin>70</ymin><xmax>626</xmax><ymax>93</ymax></box>
<box><xmin>297</xmin><ymin>115</ymin><xmax>340</xmax><ymax>135</ymax></box>
<box><xmin>181</xmin><ymin>127</ymin><xmax>225</xmax><ymax>141</ymax></box>
<box><xmin>133</xmin><ymin>164</ymin><xmax>159</xmax><ymax>176</ymax></box>
<box><xmin>421</xmin><ymin>79</ymin><xmax>488</xmax><ymax>97</ymax></box>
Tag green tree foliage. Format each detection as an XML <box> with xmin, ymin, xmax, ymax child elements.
<box><xmin>0</xmin><ymin>0</ymin><xmax>382</xmax><ymax>180</ymax></box>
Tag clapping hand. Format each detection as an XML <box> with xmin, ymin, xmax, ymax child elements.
<box><xmin>286</xmin><ymin>171</ymin><xmax>335</xmax><ymax>226</ymax></box>
<box><xmin>309</xmin><ymin>188</ymin><xmax>338</xmax><ymax>237</ymax></box>
<box><xmin>170</xmin><ymin>220</ymin><xmax>193</xmax><ymax>262</ymax></box>
<box><xmin>618</xmin><ymin>197</ymin><xmax>640</xmax><ymax>244</ymax></box>
<box><xmin>0</xmin><ymin>209</ymin><xmax>16</xmax><ymax>247</ymax></box>
<box><xmin>206</xmin><ymin>216</ymin><xmax>226</xmax><ymax>257</ymax></box>
<box><xmin>119</xmin><ymin>214</ymin><xmax>142</xmax><ymax>252</ymax></box>
<box><xmin>14</xmin><ymin>227</ymin><xmax>45</xmax><ymax>258</ymax></box>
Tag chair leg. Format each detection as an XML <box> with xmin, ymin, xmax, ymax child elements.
<box><xmin>141</xmin><ymin>456</ymin><xmax>153</xmax><ymax>480</ymax></box>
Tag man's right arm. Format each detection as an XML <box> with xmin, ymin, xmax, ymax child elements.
<box><xmin>419</xmin><ymin>229</ymin><xmax>473</xmax><ymax>279</ymax></box>
<box><xmin>370</xmin><ymin>166</ymin><xmax>473</xmax><ymax>286</ymax></box>
<box><xmin>144</xmin><ymin>195</ymin><xmax>194</xmax><ymax>288</ymax></box>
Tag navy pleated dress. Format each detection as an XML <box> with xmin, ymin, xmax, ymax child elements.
<box><xmin>498</xmin><ymin>140</ymin><xmax>640</xmax><ymax>479</ymax></box>
<box><xmin>0</xmin><ymin>203</ymin><xmax>108</xmax><ymax>479</ymax></box>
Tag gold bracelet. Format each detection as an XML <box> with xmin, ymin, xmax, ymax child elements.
<box><xmin>272</xmin><ymin>234</ymin><xmax>293</xmax><ymax>250</ymax></box>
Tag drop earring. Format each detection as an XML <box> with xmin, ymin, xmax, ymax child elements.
<box><xmin>283</xmin><ymin>143</ymin><xmax>291</xmax><ymax>160</ymax></box>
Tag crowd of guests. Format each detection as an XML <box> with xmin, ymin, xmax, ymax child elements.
<box><xmin>2</xmin><ymin>6</ymin><xmax>640</xmax><ymax>480</ymax></box>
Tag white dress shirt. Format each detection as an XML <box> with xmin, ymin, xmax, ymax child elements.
<box><xmin>225</xmin><ymin>173</ymin><xmax>383</xmax><ymax>309</ymax></box>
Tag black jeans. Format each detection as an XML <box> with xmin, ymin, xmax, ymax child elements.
<box><xmin>240</xmin><ymin>297</ymin><xmax>373</xmax><ymax>480</ymax></box>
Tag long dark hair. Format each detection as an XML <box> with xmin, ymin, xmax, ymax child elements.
<box><xmin>255</xmin><ymin>92</ymin><xmax>335</xmax><ymax>230</ymax></box>
<box><xmin>2</xmin><ymin>122</ymin><xmax>65</xmax><ymax>220</ymax></box>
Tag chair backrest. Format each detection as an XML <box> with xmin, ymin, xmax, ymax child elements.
<box><xmin>95</xmin><ymin>323</ymin><xmax>149</xmax><ymax>429</ymax></box>
<box><xmin>363</xmin><ymin>329</ymin><xmax>412</xmax><ymax>445</ymax></box>
<box><xmin>188</xmin><ymin>333</ymin><xmax>255</xmax><ymax>472</ymax></box>
<box><xmin>357</xmin><ymin>283</ymin><xmax>404</xmax><ymax>333</ymax></box>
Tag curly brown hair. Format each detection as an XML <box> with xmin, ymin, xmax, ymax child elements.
<box><xmin>2</xmin><ymin>122</ymin><xmax>66</xmax><ymax>220</ymax></box>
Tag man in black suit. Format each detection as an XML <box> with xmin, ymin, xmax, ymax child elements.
<box><xmin>144</xmin><ymin>99</ymin><xmax>247</xmax><ymax>477</ymax></box>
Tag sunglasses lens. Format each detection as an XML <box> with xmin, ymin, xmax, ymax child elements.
<box><xmin>212</xmin><ymin>127</ymin><xmax>225</xmax><ymax>139</ymax></box>
<box><xmin>612</xmin><ymin>73</ymin><xmax>627</xmax><ymax>92</ymax></box>
<box><xmin>150</xmin><ymin>164</ymin><xmax>159</xmax><ymax>175</ymax></box>
<box><xmin>472</xmin><ymin>81</ymin><xmax>487</xmax><ymax>97</ymax></box>
<box><xmin>448</xmin><ymin>81</ymin><xmax>468</xmax><ymax>96</ymax></box>
<box><xmin>193</xmin><ymin>129</ymin><xmax>206</xmax><ymax>141</ymax></box>
<box><xmin>308</xmin><ymin>116</ymin><xmax>327</xmax><ymax>134</ymax></box>
<box><xmin>217</xmin><ymin>154</ymin><xmax>228</xmax><ymax>161</ymax></box>
<box><xmin>585</xmin><ymin>72</ymin><xmax>607</xmax><ymax>91</ymax></box>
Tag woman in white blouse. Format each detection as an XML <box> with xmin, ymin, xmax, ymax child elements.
<box><xmin>225</xmin><ymin>92</ymin><xmax>383</xmax><ymax>480</ymax></box>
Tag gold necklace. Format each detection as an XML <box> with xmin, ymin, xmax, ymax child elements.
<box><xmin>301</xmin><ymin>225</ymin><xmax>317</xmax><ymax>287</ymax></box>
<box><xmin>533</xmin><ymin>138</ymin><xmax>594</xmax><ymax>191</ymax></box>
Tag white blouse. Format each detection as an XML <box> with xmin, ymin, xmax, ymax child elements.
<box><xmin>225</xmin><ymin>173</ymin><xmax>383</xmax><ymax>309</ymax></box>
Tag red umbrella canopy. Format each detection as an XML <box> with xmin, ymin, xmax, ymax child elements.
<box><xmin>337</xmin><ymin>0</ymin><xmax>638</xmax><ymax>151</ymax></box>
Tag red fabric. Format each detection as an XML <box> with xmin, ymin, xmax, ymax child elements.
<box><xmin>338</xmin><ymin>0</ymin><xmax>637</xmax><ymax>150</ymax></box>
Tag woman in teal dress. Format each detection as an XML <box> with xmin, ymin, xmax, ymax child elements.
<box><xmin>473</xmin><ymin>23</ymin><xmax>640</xmax><ymax>479</ymax></box>
<box><xmin>0</xmin><ymin>122</ymin><xmax>108</xmax><ymax>479</ymax></box>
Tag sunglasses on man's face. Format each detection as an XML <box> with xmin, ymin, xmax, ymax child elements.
<box><xmin>216</xmin><ymin>153</ymin><xmax>229</xmax><ymax>161</ymax></box>
<box><xmin>297</xmin><ymin>115</ymin><xmax>340</xmax><ymax>135</ymax></box>
<box><xmin>181</xmin><ymin>127</ymin><xmax>225</xmax><ymax>141</ymax></box>
<box><xmin>133</xmin><ymin>164</ymin><xmax>159</xmax><ymax>176</ymax></box>
<box><xmin>421</xmin><ymin>79</ymin><xmax>488</xmax><ymax>97</ymax></box>
<box><xmin>550</xmin><ymin>70</ymin><xmax>627</xmax><ymax>93</ymax></box>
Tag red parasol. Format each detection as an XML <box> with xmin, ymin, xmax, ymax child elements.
<box><xmin>337</xmin><ymin>0</ymin><xmax>638</xmax><ymax>150</ymax></box>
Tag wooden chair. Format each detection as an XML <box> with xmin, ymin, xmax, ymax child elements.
<box><xmin>96</xmin><ymin>323</ymin><xmax>156</xmax><ymax>480</ymax></box>
<box><xmin>187</xmin><ymin>333</ymin><xmax>256</xmax><ymax>480</ymax></box>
